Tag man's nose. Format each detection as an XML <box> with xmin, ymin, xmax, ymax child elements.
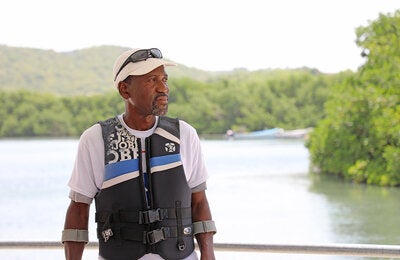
<box><xmin>156</xmin><ymin>81</ymin><xmax>169</xmax><ymax>93</ymax></box>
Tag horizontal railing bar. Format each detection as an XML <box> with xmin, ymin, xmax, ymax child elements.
<box><xmin>215</xmin><ymin>243</ymin><xmax>400</xmax><ymax>258</ymax></box>
<box><xmin>1</xmin><ymin>242</ymin><xmax>400</xmax><ymax>258</ymax></box>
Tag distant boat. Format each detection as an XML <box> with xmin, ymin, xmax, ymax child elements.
<box><xmin>225</xmin><ymin>127</ymin><xmax>313</xmax><ymax>140</ymax></box>
<box><xmin>276</xmin><ymin>128</ymin><xmax>313</xmax><ymax>139</ymax></box>
<box><xmin>226</xmin><ymin>128</ymin><xmax>284</xmax><ymax>140</ymax></box>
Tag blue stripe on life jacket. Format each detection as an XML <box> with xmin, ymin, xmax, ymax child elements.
<box><xmin>150</xmin><ymin>154</ymin><xmax>181</xmax><ymax>168</ymax></box>
<box><xmin>104</xmin><ymin>159</ymin><xmax>140</xmax><ymax>181</ymax></box>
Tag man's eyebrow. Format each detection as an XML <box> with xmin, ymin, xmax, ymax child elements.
<box><xmin>147</xmin><ymin>73</ymin><xmax>168</xmax><ymax>78</ymax></box>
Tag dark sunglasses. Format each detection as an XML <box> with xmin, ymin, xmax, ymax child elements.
<box><xmin>114</xmin><ymin>48</ymin><xmax>163</xmax><ymax>81</ymax></box>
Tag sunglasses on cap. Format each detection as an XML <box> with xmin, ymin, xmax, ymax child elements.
<box><xmin>114</xmin><ymin>48</ymin><xmax>163</xmax><ymax>81</ymax></box>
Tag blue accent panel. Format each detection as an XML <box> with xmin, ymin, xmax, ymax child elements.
<box><xmin>150</xmin><ymin>154</ymin><xmax>181</xmax><ymax>167</ymax></box>
<box><xmin>105</xmin><ymin>159</ymin><xmax>139</xmax><ymax>181</ymax></box>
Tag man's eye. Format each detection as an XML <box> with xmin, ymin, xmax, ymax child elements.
<box><xmin>148</xmin><ymin>77</ymin><xmax>156</xmax><ymax>82</ymax></box>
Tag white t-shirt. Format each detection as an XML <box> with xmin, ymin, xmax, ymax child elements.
<box><xmin>68</xmin><ymin>115</ymin><xmax>208</xmax><ymax>260</ymax></box>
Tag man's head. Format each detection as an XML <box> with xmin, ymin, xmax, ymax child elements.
<box><xmin>114</xmin><ymin>48</ymin><xmax>175</xmax><ymax>118</ymax></box>
<box><xmin>113</xmin><ymin>48</ymin><xmax>176</xmax><ymax>89</ymax></box>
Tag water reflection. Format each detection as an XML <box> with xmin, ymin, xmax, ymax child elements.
<box><xmin>309</xmin><ymin>173</ymin><xmax>400</xmax><ymax>245</ymax></box>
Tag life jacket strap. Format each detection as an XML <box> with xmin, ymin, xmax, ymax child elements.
<box><xmin>175</xmin><ymin>201</ymin><xmax>186</xmax><ymax>251</ymax></box>
<box><xmin>97</xmin><ymin>225</ymin><xmax>193</xmax><ymax>244</ymax></box>
<box><xmin>140</xmin><ymin>208</ymin><xmax>167</xmax><ymax>224</ymax></box>
<box><xmin>95</xmin><ymin>207</ymin><xmax>191</xmax><ymax>224</ymax></box>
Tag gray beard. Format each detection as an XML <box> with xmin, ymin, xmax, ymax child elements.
<box><xmin>152</xmin><ymin>104</ymin><xmax>168</xmax><ymax>116</ymax></box>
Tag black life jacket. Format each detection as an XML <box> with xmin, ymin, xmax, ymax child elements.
<box><xmin>95</xmin><ymin>116</ymin><xmax>194</xmax><ymax>260</ymax></box>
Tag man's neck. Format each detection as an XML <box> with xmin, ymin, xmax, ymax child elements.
<box><xmin>122</xmin><ymin>113</ymin><xmax>156</xmax><ymax>131</ymax></box>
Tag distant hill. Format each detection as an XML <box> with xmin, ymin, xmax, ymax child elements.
<box><xmin>0</xmin><ymin>45</ymin><xmax>218</xmax><ymax>95</ymax></box>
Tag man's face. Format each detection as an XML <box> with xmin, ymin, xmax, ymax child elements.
<box><xmin>122</xmin><ymin>66</ymin><xmax>170</xmax><ymax>116</ymax></box>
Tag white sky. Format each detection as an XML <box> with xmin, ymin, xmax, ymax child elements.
<box><xmin>0</xmin><ymin>0</ymin><xmax>399</xmax><ymax>73</ymax></box>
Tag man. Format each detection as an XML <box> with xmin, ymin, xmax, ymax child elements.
<box><xmin>62</xmin><ymin>48</ymin><xmax>216</xmax><ymax>260</ymax></box>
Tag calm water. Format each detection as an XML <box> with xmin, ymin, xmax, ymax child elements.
<box><xmin>0</xmin><ymin>138</ymin><xmax>399</xmax><ymax>259</ymax></box>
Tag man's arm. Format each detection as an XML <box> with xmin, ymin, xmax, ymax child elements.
<box><xmin>191</xmin><ymin>191</ymin><xmax>216</xmax><ymax>260</ymax></box>
<box><xmin>63</xmin><ymin>200</ymin><xmax>90</xmax><ymax>260</ymax></box>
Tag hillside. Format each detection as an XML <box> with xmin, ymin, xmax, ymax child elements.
<box><xmin>0</xmin><ymin>45</ymin><xmax>217</xmax><ymax>95</ymax></box>
<box><xmin>0</xmin><ymin>44</ymin><xmax>341</xmax><ymax>138</ymax></box>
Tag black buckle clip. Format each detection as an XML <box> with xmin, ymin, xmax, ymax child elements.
<box><xmin>146</xmin><ymin>227</ymin><xmax>168</xmax><ymax>245</ymax></box>
<box><xmin>140</xmin><ymin>208</ymin><xmax>165</xmax><ymax>224</ymax></box>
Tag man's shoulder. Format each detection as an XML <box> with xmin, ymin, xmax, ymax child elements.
<box><xmin>80</xmin><ymin>123</ymin><xmax>103</xmax><ymax>143</ymax></box>
<box><xmin>177</xmin><ymin>119</ymin><xmax>200</xmax><ymax>144</ymax></box>
<box><xmin>177</xmin><ymin>119</ymin><xmax>195</xmax><ymax>131</ymax></box>
<box><xmin>159</xmin><ymin>117</ymin><xmax>197</xmax><ymax>136</ymax></box>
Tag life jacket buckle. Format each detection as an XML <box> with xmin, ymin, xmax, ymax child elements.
<box><xmin>140</xmin><ymin>208</ymin><xmax>164</xmax><ymax>224</ymax></box>
<box><xmin>146</xmin><ymin>227</ymin><xmax>168</xmax><ymax>245</ymax></box>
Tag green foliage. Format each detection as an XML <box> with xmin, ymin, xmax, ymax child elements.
<box><xmin>0</xmin><ymin>90</ymin><xmax>124</xmax><ymax>137</ymax></box>
<box><xmin>0</xmin><ymin>45</ymin><xmax>123</xmax><ymax>95</ymax></box>
<box><xmin>167</xmin><ymin>69</ymin><xmax>337</xmax><ymax>134</ymax></box>
<box><xmin>307</xmin><ymin>10</ymin><xmax>400</xmax><ymax>186</ymax></box>
<box><xmin>0</xmin><ymin>90</ymin><xmax>74</xmax><ymax>136</ymax></box>
<box><xmin>0</xmin><ymin>67</ymin><xmax>338</xmax><ymax>137</ymax></box>
<box><xmin>0</xmin><ymin>45</ymin><xmax>219</xmax><ymax>95</ymax></box>
<box><xmin>0</xmin><ymin>44</ymin><xmax>344</xmax><ymax>138</ymax></box>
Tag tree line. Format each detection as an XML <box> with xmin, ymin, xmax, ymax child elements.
<box><xmin>0</xmin><ymin>68</ymin><xmax>345</xmax><ymax>137</ymax></box>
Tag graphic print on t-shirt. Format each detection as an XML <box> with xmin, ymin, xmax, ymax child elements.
<box><xmin>106</xmin><ymin>124</ymin><xmax>139</xmax><ymax>163</ymax></box>
<box><xmin>101</xmin><ymin>122</ymin><xmax>141</xmax><ymax>189</ymax></box>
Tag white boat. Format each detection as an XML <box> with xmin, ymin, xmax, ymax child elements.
<box><xmin>276</xmin><ymin>128</ymin><xmax>313</xmax><ymax>139</ymax></box>
<box><xmin>226</xmin><ymin>128</ymin><xmax>284</xmax><ymax>140</ymax></box>
<box><xmin>226</xmin><ymin>128</ymin><xmax>312</xmax><ymax>140</ymax></box>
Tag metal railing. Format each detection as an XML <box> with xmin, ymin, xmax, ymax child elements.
<box><xmin>1</xmin><ymin>242</ymin><xmax>400</xmax><ymax>258</ymax></box>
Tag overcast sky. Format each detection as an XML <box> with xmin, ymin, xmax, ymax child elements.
<box><xmin>1</xmin><ymin>0</ymin><xmax>399</xmax><ymax>73</ymax></box>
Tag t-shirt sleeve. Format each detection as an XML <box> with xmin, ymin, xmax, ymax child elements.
<box><xmin>68</xmin><ymin>124</ymin><xmax>105</xmax><ymax>199</ymax></box>
<box><xmin>179</xmin><ymin>120</ymin><xmax>209</xmax><ymax>189</ymax></box>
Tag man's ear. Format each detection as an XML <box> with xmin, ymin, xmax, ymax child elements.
<box><xmin>118</xmin><ymin>81</ymin><xmax>130</xmax><ymax>99</ymax></box>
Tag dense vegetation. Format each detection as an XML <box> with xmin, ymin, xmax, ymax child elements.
<box><xmin>1</xmin><ymin>44</ymin><xmax>346</xmax><ymax>137</ymax></box>
<box><xmin>0</xmin><ymin>90</ymin><xmax>123</xmax><ymax>137</ymax></box>
<box><xmin>0</xmin><ymin>45</ymin><xmax>218</xmax><ymax>95</ymax></box>
<box><xmin>169</xmin><ymin>70</ymin><xmax>348</xmax><ymax>133</ymax></box>
<box><xmin>307</xmin><ymin>10</ymin><xmax>400</xmax><ymax>186</ymax></box>
<box><xmin>0</xmin><ymin>68</ymin><xmax>344</xmax><ymax>137</ymax></box>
